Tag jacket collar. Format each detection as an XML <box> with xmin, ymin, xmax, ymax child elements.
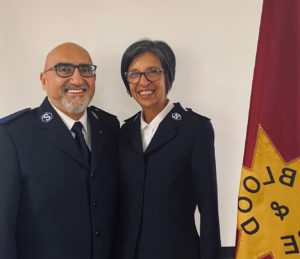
<box><xmin>35</xmin><ymin>98</ymin><xmax>104</xmax><ymax>171</ymax></box>
<box><xmin>125</xmin><ymin>102</ymin><xmax>186</xmax><ymax>155</ymax></box>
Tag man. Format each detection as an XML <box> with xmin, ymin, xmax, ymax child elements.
<box><xmin>0</xmin><ymin>42</ymin><xmax>119</xmax><ymax>259</ymax></box>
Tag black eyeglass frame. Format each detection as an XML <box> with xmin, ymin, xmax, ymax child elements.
<box><xmin>44</xmin><ymin>63</ymin><xmax>97</xmax><ymax>78</ymax></box>
<box><xmin>124</xmin><ymin>68</ymin><xmax>165</xmax><ymax>84</ymax></box>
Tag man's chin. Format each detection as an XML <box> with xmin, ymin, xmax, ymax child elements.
<box><xmin>61</xmin><ymin>97</ymin><xmax>91</xmax><ymax>114</ymax></box>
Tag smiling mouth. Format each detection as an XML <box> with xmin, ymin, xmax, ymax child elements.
<box><xmin>138</xmin><ymin>90</ymin><xmax>154</xmax><ymax>97</ymax></box>
<box><xmin>63</xmin><ymin>87</ymin><xmax>88</xmax><ymax>96</ymax></box>
<box><xmin>66</xmin><ymin>89</ymin><xmax>86</xmax><ymax>94</ymax></box>
<box><xmin>63</xmin><ymin>84</ymin><xmax>88</xmax><ymax>95</ymax></box>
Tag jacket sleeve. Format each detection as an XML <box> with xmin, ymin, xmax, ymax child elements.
<box><xmin>0</xmin><ymin>125</ymin><xmax>21</xmax><ymax>259</ymax></box>
<box><xmin>191</xmin><ymin>120</ymin><xmax>221</xmax><ymax>259</ymax></box>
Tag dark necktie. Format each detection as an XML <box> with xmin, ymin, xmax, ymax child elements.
<box><xmin>71</xmin><ymin>121</ymin><xmax>91</xmax><ymax>164</ymax></box>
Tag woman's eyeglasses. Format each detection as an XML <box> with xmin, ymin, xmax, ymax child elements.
<box><xmin>125</xmin><ymin>68</ymin><xmax>165</xmax><ymax>84</ymax></box>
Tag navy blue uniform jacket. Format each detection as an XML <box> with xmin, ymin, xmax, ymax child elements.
<box><xmin>0</xmin><ymin>98</ymin><xmax>119</xmax><ymax>259</ymax></box>
<box><xmin>117</xmin><ymin>103</ymin><xmax>221</xmax><ymax>259</ymax></box>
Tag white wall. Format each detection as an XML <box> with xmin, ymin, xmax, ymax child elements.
<box><xmin>0</xmin><ymin>0</ymin><xmax>262</xmax><ymax>246</ymax></box>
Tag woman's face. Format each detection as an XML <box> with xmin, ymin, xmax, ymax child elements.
<box><xmin>127</xmin><ymin>52</ymin><xmax>167</xmax><ymax>113</ymax></box>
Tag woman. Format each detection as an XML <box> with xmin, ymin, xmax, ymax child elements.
<box><xmin>117</xmin><ymin>39</ymin><xmax>221</xmax><ymax>259</ymax></box>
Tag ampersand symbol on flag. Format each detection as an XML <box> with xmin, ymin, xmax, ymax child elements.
<box><xmin>271</xmin><ymin>201</ymin><xmax>289</xmax><ymax>221</ymax></box>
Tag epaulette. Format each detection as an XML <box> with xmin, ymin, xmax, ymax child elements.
<box><xmin>89</xmin><ymin>106</ymin><xmax>117</xmax><ymax>118</ymax></box>
<box><xmin>186</xmin><ymin>107</ymin><xmax>211</xmax><ymax>121</ymax></box>
<box><xmin>0</xmin><ymin>108</ymin><xmax>31</xmax><ymax>124</ymax></box>
<box><xmin>124</xmin><ymin>111</ymin><xmax>140</xmax><ymax>123</ymax></box>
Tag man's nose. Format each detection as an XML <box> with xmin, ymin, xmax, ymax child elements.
<box><xmin>69</xmin><ymin>68</ymin><xmax>84</xmax><ymax>85</ymax></box>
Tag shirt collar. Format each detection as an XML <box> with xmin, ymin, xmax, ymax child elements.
<box><xmin>48</xmin><ymin>98</ymin><xmax>88</xmax><ymax>134</ymax></box>
<box><xmin>140</xmin><ymin>100</ymin><xmax>174</xmax><ymax>131</ymax></box>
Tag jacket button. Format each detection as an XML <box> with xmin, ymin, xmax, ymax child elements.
<box><xmin>95</xmin><ymin>231</ymin><xmax>100</xmax><ymax>236</ymax></box>
<box><xmin>90</xmin><ymin>173</ymin><xmax>95</xmax><ymax>178</ymax></box>
<box><xmin>92</xmin><ymin>201</ymin><xmax>97</xmax><ymax>207</ymax></box>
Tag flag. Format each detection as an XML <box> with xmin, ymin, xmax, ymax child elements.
<box><xmin>235</xmin><ymin>0</ymin><xmax>300</xmax><ymax>258</ymax></box>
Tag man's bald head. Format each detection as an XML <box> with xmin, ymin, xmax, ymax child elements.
<box><xmin>44</xmin><ymin>42</ymin><xmax>93</xmax><ymax>71</ymax></box>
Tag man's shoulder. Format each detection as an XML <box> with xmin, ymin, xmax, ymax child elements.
<box><xmin>0</xmin><ymin>108</ymin><xmax>32</xmax><ymax>125</ymax></box>
<box><xmin>89</xmin><ymin>106</ymin><xmax>117</xmax><ymax>119</ymax></box>
<box><xmin>88</xmin><ymin>106</ymin><xmax>119</xmax><ymax>128</ymax></box>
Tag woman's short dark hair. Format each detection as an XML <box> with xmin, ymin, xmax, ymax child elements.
<box><xmin>121</xmin><ymin>39</ymin><xmax>176</xmax><ymax>95</ymax></box>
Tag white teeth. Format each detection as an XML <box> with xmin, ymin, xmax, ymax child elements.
<box><xmin>139</xmin><ymin>90</ymin><xmax>153</xmax><ymax>96</ymax></box>
<box><xmin>68</xmin><ymin>89</ymin><xmax>84</xmax><ymax>93</ymax></box>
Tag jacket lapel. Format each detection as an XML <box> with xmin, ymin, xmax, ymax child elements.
<box><xmin>88</xmin><ymin>109</ymin><xmax>105</xmax><ymax>173</ymax></box>
<box><xmin>144</xmin><ymin>103</ymin><xmax>185</xmax><ymax>154</ymax></box>
<box><xmin>125</xmin><ymin>112</ymin><xmax>144</xmax><ymax>155</ymax></box>
<box><xmin>36</xmin><ymin>98</ymin><xmax>89</xmax><ymax>169</ymax></box>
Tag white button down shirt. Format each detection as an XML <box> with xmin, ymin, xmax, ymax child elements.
<box><xmin>140</xmin><ymin>101</ymin><xmax>174</xmax><ymax>151</ymax></box>
<box><xmin>48</xmin><ymin>98</ymin><xmax>91</xmax><ymax>150</ymax></box>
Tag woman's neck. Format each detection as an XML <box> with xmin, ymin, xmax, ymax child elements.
<box><xmin>142</xmin><ymin>99</ymin><xmax>169</xmax><ymax>124</ymax></box>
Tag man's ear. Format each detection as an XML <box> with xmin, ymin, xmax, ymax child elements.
<box><xmin>40</xmin><ymin>72</ymin><xmax>47</xmax><ymax>90</ymax></box>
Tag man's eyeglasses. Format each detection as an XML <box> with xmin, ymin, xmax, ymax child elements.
<box><xmin>44</xmin><ymin>63</ymin><xmax>97</xmax><ymax>78</ymax></box>
<box><xmin>124</xmin><ymin>68</ymin><xmax>165</xmax><ymax>84</ymax></box>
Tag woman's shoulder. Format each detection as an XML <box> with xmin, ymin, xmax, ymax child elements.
<box><xmin>174</xmin><ymin>103</ymin><xmax>211</xmax><ymax>123</ymax></box>
<box><xmin>185</xmin><ymin>107</ymin><xmax>210</xmax><ymax>121</ymax></box>
<box><xmin>120</xmin><ymin>111</ymin><xmax>141</xmax><ymax>129</ymax></box>
<box><xmin>173</xmin><ymin>103</ymin><xmax>214</xmax><ymax>137</ymax></box>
